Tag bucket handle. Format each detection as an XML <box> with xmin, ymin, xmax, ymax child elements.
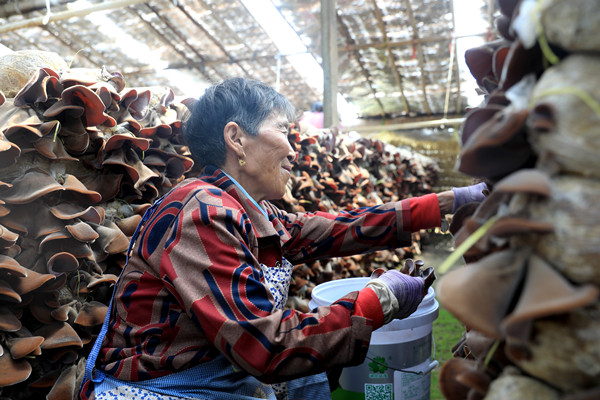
<box><xmin>401</xmin><ymin>359</ymin><xmax>439</xmax><ymax>375</ymax></box>
<box><xmin>365</xmin><ymin>357</ymin><xmax>439</xmax><ymax>376</ymax></box>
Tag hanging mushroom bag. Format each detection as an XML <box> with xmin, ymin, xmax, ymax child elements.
<box><xmin>435</xmin><ymin>0</ymin><xmax>600</xmax><ymax>398</ymax></box>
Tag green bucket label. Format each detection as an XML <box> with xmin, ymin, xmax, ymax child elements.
<box><xmin>333</xmin><ymin>330</ymin><xmax>435</xmax><ymax>400</ymax></box>
<box><xmin>368</xmin><ymin>356</ymin><xmax>389</xmax><ymax>378</ymax></box>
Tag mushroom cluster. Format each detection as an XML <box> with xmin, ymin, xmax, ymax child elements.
<box><xmin>0</xmin><ymin>50</ymin><xmax>193</xmax><ymax>399</ymax></box>
<box><xmin>437</xmin><ymin>0</ymin><xmax>600</xmax><ymax>399</ymax></box>
<box><xmin>0</xmin><ymin>50</ymin><xmax>441</xmax><ymax>397</ymax></box>
<box><xmin>276</xmin><ymin>124</ymin><xmax>440</xmax><ymax>311</ymax></box>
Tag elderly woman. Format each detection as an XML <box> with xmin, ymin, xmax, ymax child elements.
<box><xmin>78</xmin><ymin>78</ymin><xmax>485</xmax><ymax>400</ymax></box>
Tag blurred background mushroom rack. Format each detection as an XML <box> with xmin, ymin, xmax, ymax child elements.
<box><xmin>1</xmin><ymin>0</ymin><xmax>599</xmax><ymax>399</ymax></box>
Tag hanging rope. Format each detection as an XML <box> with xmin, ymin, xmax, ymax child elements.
<box><xmin>275</xmin><ymin>52</ymin><xmax>282</xmax><ymax>92</ymax></box>
<box><xmin>42</xmin><ymin>0</ymin><xmax>51</xmax><ymax>25</ymax></box>
<box><xmin>443</xmin><ymin>33</ymin><xmax>456</xmax><ymax>120</ymax></box>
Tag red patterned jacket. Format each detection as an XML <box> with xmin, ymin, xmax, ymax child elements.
<box><xmin>80</xmin><ymin>165</ymin><xmax>441</xmax><ymax>397</ymax></box>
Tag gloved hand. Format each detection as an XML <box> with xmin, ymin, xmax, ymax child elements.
<box><xmin>367</xmin><ymin>260</ymin><xmax>435</xmax><ymax>323</ymax></box>
<box><xmin>451</xmin><ymin>182</ymin><xmax>488</xmax><ymax>213</ymax></box>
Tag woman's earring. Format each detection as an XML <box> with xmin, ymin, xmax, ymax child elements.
<box><xmin>238</xmin><ymin>158</ymin><xmax>246</xmax><ymax>167</ymax></box>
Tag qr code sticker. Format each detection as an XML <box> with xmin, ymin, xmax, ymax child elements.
<box><xmin>365</xmin><ymin>383</ymin><xmax>393</xmax><ymax>400</ymax></box>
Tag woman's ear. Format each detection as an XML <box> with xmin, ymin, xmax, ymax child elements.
<box><xmin>223</xmin><ymin>121</ymin><xmax>245</xmax><ymax>157</ymax></box>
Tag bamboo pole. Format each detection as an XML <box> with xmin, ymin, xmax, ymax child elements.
<box><xmin>346</xmin><ymin>117</ymin><xmax>464</xmax><ymax>133</ymax></box>
<box><xmin>0</xmin><ymin>0</ymin><xmax>78</xmax><ymax>18</ymax></box>
<box><xmin>338</xmin><ymin>32</ymin><xmax>488</xmax><ymax>52</ymax></box>
<box><xmin>0</xmin><ymin>0</ymin><xmax>148</xmax><ymax>33</ymax></box>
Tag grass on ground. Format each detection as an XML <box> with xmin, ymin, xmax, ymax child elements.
<box><xmin>430</xmin><ymin>305</ymin><xmax>465</xmax><ymax>400</ymax></box>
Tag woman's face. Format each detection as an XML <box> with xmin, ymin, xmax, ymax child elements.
<box><xmin>239</xmin><ymin>111</ymin><xmax>297</xmax><ymax>202</ymax></box>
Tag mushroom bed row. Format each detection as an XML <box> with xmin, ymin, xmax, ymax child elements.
<box><xmin>436</xmin><ymin>0</ymin><xmax>600</xmax><ymax>399</ymax></box>
<box><xmin>0</xmin><ymin>50</ymin><xmax>439</xmax><ymax>399</ymax></box>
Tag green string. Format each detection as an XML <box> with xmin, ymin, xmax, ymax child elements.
<box><xmin>483</xmin><ymin>340</ymin><xmax>501</xmax><ymax>367</ymax></box>
<box><xmin>52</xmin><ymin>121</ymin><xmax>61</xmax><ymax>142</ymax></box>
<box><xmin>68</xmin><ymin>49</ymin><xmax>85</xmax><ymax>69</ymax></box>
<box><xmin>531</xmin><ymin>87</ymin><xmax>600</xmax><ymax>120</ymax></box>
<box><xmin>535</xmin><ymin>0</ymin><xmax>559</xmax><ymax>65</ymax></box>
<box><xmin>437</xmin><ymin>216</ymin><xmax>499</xmax><ymax>275</ymax></box>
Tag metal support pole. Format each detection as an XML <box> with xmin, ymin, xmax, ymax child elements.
<box><xmin>321</xmin><ymin>0</ymin><xmax>338</xmax><ymax>129</ymax></box>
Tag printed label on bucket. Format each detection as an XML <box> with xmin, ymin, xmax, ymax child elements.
<box><xmin>393</xmin><ymin>370</ymin><xmax>431</xmax><ymax>400</ymax></box>
<box><xmin>364</xmin><ymin>383</ymin><xmax>392</xmax><ymax>400</ymax></box>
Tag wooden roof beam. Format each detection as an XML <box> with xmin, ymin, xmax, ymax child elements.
<box><xmin>52</xmin><ymin>20</ymin><xmax>112</xmax><ymax>66</ymax></box>
<box><xmin>144</xmin><ymin>3</ymin><xmax>223</xmax><ymax>80</ymax></box>
<box><xmin>5</xmin><ymin>30</ymin><xmax>45</xmax><ymax>51</ymax></box>
<box><xmin>337</xmin><ymin>32</ymin><xmax>486</xmax><ymax>52</ymax></box>
<box><xmin>127</xmin><ymin>6</ymin><xmax>212</xmax><ymax>81</ymax></box>
<box><xmin>198</xmin><ymin>0</ymin><xmax>278</xmax><ymax>83</ymax></box>
<box><xmin>403</xmin><ymin>0</ymin><xmax>432</xmax><ymax>114</ymax></box>
<box><xmin>166</xmin><ymin>53</ymin><xmax>285</xmax><ymax>69</ymax></box>
<box><xmin>237</xmin><ymin>0</ymin><xmax>320</xmax><ymax>101</ymax></box>
<box><xmin>204</xmin><ymin>0</ymin><xmax>276</xmax><ymax>76</ymax></box>
<box><xmin>370</xmin><ymin>0</ymin><xmax>409</xmax><ymax>114</ymax></box>
<box><xmin>336</xmin><ymin>13</ymin><xmax>386</xmax><ymax>117</ymax></box>
<box><xmin>41</xmin><ymin>25</ymin><xmax>100</xmax><ymax>67</ymax></box>
<box><xmin>176</xmin><ymin>3</ymin><xmax>251</xmax><ymax>77</ymax></box>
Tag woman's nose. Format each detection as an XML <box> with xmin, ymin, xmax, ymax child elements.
<box><xmin>288</xmin><ymin>149</ymin><xmax>298</xmax><ymax>163</ymax></box>
<box><xmin>287</xmin><ymin>142</ymin><xmax>297</xmax><ymax>162</ymax></box>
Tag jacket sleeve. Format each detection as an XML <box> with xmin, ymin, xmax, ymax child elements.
<box><xmin>158</xmin><ymin>190</ymin><xmax>381</xmax><ymax>383</ymax></box>
<box><xmin>266</xmin><ymin>192</ymin><xmax>441</xmax><ymax>264</ymax></box>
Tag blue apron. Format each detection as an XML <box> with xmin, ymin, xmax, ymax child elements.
<box><xmin>82</xmin><ymin>195</ymin><xmax>330</xmax><ymax>399</ymax></box>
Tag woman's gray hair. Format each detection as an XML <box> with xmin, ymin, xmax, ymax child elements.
<box><xmin>183</xmin><ymin>78</ymin><xmax>296</xmax><ymax>168</ymax></box>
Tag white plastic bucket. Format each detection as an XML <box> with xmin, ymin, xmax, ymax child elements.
<box><xmin>309</xmin><ymin>277</ymin><xmax>439</xmax><ymax>400</ymax></box>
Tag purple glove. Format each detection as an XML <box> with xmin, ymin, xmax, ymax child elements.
<box><xmin>377</xmin><ymin>270</ymin><xmax>424</xmax><ymax>320</ymax></box>
<box><xmin>452</xmin><ymin>182</ymin><xmax>487</xmax><ymax>213</ymax></box>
